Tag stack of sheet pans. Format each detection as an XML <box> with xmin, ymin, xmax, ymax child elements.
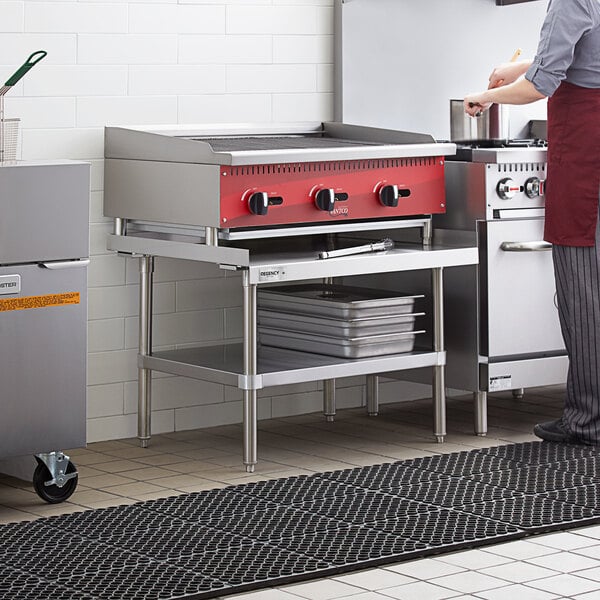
<box><xmin>257</xmin><ymin>283</ymin><xmax>425</xmax><ymax>359</ymax></box>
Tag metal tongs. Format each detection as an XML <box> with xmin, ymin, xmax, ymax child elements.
<box><xmin>0</xmin><ymin>50</ymin><xmax>47</xmax><ymax>163</ymax></box>
<box><xmin>319</xmin><ymin>238</ymin><xmax>394</xmax><ymax>259</ymax></box>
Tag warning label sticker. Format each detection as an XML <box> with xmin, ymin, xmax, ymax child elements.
<box><xmin>0</xmin><ymin>292</ymin><xmax>80</xmax><ymax>312</ymax></box>
<box><xmin>489</xmin><ymin>375</ymin><xmax>512</xmax><ymax>392</ymax></box>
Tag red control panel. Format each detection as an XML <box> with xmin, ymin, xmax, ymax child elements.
<box><xmin>218</xmin><ymin>157</ymin><xmax>446</xmax><ymax>229</ymax></box>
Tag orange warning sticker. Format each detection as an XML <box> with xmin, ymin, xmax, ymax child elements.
<box><xmin>0</xmin><ymin>292</ymin><xmax>80</xmax><ymax>312</ymax></box>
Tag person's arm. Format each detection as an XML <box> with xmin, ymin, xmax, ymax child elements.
<box><xmin>464</xmin><ymin>78</ymin><xmax>546</xmax><ymax>116</ymax></box>
<box><xmin>464</xmin><ymin>0</ymin><xmax>593</xmax><ymax>116</ymax></box>
<box><xmin>488</xmin><ymin>59</ymin><xmax>533</xmax><ymax>89</ymax></box>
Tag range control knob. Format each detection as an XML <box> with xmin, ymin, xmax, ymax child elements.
<box><xmin>379</xmin><ymin>184</ymin><xmax>399</xmax><ymax>207</ymax></box>
<box><xmin>248</xmin><ymin>192</ymin><xmax>269</xmax><ymax>215</ymax></box>
<box><xmin>496</xmin><ymin>178</ymin><xmax>520</xmax><ymax>200</ymax></box>
<box><xmin>524</xmin><ymin>177</ymin><xmax>542</xmax><ymax>198</ymax></box>
<box><xmin>315</xmin><ymin>188</ymin><xmax>336</xmax><ymax>211</ymax></box>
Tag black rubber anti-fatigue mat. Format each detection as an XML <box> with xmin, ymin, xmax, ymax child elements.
<box><xmin>3</xmin><ymin>441</ymin><xmax>600</xmax><ymax>600</ymax></box>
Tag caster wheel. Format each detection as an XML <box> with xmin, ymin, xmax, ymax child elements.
<box><xmin>33</xmin><ymin>460</ymin><xmax>78</xmax><ymax>504</ymax></box>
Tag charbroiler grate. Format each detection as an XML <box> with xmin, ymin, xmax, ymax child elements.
<box><xmin>192</xmin><ymin>135</ymin><xmax>375</xmax><ymax>151</ymax></box>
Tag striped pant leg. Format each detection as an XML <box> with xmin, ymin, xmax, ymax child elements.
<box><xmin>552</xmin><ymin>215</ymin><xmax>600</xmax><ymax>443</ymax></box>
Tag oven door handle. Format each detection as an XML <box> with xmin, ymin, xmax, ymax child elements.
<box><xmin>500</xmin><ymin>241</ymin><xmax>552</xmax><ymax>252</ymax></box>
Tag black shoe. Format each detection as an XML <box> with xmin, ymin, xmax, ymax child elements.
<box><xmin>533</xmin><ymin>418</ymin><xmax>580</xmax><ymax>444</ymax></box>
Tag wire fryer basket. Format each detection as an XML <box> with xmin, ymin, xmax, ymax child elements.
<box><xmin>0</xmin><ymin>118</ymin><xmax>20</xmax><ymax>161</ymax></box>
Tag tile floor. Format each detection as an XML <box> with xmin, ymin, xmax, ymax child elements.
<box><xmin>1</xmin><ymin>384</ymin><xmax>600</xmax><ymax>599</ymax></box>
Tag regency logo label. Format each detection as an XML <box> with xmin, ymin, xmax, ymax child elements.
<box><xmin>258</xmin><ymin>266</ymin><xmax>287</xmax><ymax>282</ymax></box>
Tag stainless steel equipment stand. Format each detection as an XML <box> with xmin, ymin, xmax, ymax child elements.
<box><xmin>111</xmin><ymin>229</ymin><xmax>477</xmax><ymax>471</ymax></box>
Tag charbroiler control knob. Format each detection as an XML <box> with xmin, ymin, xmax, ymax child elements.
<box><xmin>315</xmin><ymin>188</ymin><xmax>336</xmax><ymax>211</ymax></box>
<box><xmin>379</xmin><ymin>184</ymin><xmax>399</xmax><ymax>207</ymax></box>
<box><xmin>248</xmin><ymin>192</ymin><xmax>269</xmax><ymax>215</ymax></box>
<box><xmin>496</xmin><ymin>178</ymin><xmax>520</xmax><ymax>200</ymax></box>
<box><xmin>524</xmin><ymin>177</ymin><xmax>542</xmax><ymax>198</ymax></box>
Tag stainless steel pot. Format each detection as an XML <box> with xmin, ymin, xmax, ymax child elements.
<box><xmin>450</xmin><ymin>99</ymin><xmax>510</xmax><ymax>142</ymax></box>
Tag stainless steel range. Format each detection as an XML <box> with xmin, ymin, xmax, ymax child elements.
<box><xmin>437</xmin><ymin>138</ymin><xmax>568</xmax><ymax>435</ymax></box>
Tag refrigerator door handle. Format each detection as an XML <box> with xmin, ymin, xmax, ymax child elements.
<box><xmin>39</xmin><ymin>259</ymin><xmax>90</xmax><ymax>270</ymax></box>
<box><xmin>500</xmin><ymin>241</ymin><xmax>552</xmax><ymax>252</ymax></box>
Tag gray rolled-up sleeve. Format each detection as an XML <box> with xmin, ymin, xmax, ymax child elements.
<box><xmin>525</xmin><ymin>57</ymin><xmax>559</xmax><ymax>97</ymax></box>
<box><xmin>525</xmin><ymin>0</ymin><xmax>594</xmax><ymax>97</ymax></box>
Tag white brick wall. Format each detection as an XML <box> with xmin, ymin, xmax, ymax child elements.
<box><xmin>1</xmin><ymin>0</ymin><xmax>428</xmax><ymax>446</ymax></box>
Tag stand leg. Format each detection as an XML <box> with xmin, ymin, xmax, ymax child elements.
<box><xmin>432</xmin><ymin>267</ymin><xmax>446</xmax><ymax>442</ymax></box>
<box><xmin>422</xmin><ymin>217</ymin><xmax>433</xmax><ymax>246</ymax></box>
<box><xmin>242</xmin><ymin>272</ymin><xmax>257</xmax><ymax>472</ymax></box>
<box><xmin>138</xmin><ymin>255</ymin><xmax>154</xmax><ymax>448</ymax></box>
<box><xmin>366</xmin><ymin>375</ymin><xmax>379</xmax><ymax>416</ymax></box>
<box><xmin>512</xmin><ymin>388</ymin><xmax>524</xmax><ymax>399</ymax></box>
<box><xmin>474</xmin><ymin>391</ymin><xmax>488</xmax><ymax>436</ymax></box>
<box><xmin>323</xmin><ymin>379</ymin><xmax>336</xmax><ymax>422</ymax></box>
<box><xmin>243</xmin><ymin>390</ymin><xmax>257</xmax><ymax>473</ymax></box>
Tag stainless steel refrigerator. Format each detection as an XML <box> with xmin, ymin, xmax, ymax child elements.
<box><xmin>0</xmin><ymin>160</ymin><xmax>89</xmax><ymax>502</ymax></box>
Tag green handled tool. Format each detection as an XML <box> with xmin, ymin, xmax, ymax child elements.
<box><xmin>0</xmin><ymin>50</ymin><xmax>47</xmax><ymax>163</ymax></box>
<box><xmin>1</xmin><ymin>50</ymin><xmax>47</xmax><ymax>94</ymax></box>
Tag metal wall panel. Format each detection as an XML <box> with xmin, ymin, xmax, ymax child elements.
<box><xmin>336</xmin><ymin>0</ymin><xmax>548</xmax><ymax>139</ymax></box>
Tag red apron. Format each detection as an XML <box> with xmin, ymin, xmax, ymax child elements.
<box><xmin>544</xmin><ymin>81</ymin><xmax>600</xmax><ymax>246</ymax></box>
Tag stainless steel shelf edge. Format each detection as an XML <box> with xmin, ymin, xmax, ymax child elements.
<box><xmin>248</xmin><ymin>244</ymin><xmax>479</xmax><ymax>284</ymax></box>
<box><xmin>141</xmin><ymin>355</ymin><xmax>242</xmax><ymax>387</ymax></box>
<box><xmin>260</xmin><ymin>350</ymin><xmax>445</xmax><ymax>388</ymax></box>
<box><xmin>107</xmin><ymin>234</ymin><xmax>250</xmax><ymax>267</ymax></box>
<box><xmin>108</xmin><ymin>234</ymin><xmax>478</xmax><ymax>277</ymax></box>
<box><xmin>140</xmin><ymin>347</ymin><xmax>445</xmax><ymax>390</ymax></box>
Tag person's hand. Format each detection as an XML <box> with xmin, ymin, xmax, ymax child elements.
<box><xmin>488</xmin><ymin>60</ymin><xmax>530</xmax><ymax>89</ymax></box>
<box><xmin>464</xmin><ymin>94</ymin><xmax>491</xmax><ymax>117</ymax></box>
